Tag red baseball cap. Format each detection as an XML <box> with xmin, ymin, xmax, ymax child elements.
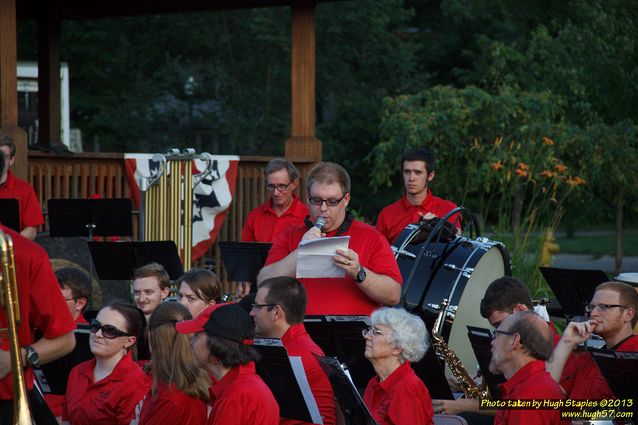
<box><xmin>175</xmin><ymin>303</ymin><xmax>227</xmax><ymax>334</ymax></box>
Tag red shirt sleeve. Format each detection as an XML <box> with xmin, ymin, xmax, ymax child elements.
<box><xmin>241</xmin><ymin>208</ymin><xmax>257</xmax><ymax>242</ymax></box>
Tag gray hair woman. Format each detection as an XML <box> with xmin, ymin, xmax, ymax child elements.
<box><xmin>362</xmin><ymin>307</ymin><xmax>434</xmax><ymax>425</ymax></box>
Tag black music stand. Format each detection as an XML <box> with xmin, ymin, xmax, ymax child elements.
<box><xmin>304</xmin><ymin>316</ymin><xmax>374</xmax><ymax>391</ymax></box>
<box><xmin>88</xmin><ymin>241</ymin><xmax>184</xmax><ymax>280</ymax></box>
<box><xmin>412</xmin><ymin>341</ymin><xmax>455</xmax><ymax>400</ymax></box>
<box><xmin>0</xmin><ymin>199</ymin><xmax>20</xmax><ymax>232</ymax></box>
<box><xmin>218</xmin><ymin>241</ymin><xmax>272</xmax><ymax>283</ymax></box>
<box><xmin>467</xmin><ymin>326</ymin><xmax>506</xmax><ymax>399</ymax></box>
<box><xmin>47</xmin><ymin>198</ymin><xmax>133</xmax><ymax>238</ymax></box>
<box><xmin>35</xmin><ymin>324</ymin><xmax>93</xmax><ymax>396</ymax></box>
<box><xmin>590</xmin><ymin>350</ymin><xmax>638</xmax><ymax>418</ymax></box>
<box><xmin>315</xmin><ymin>355</ymin><xmax>377</xmax><ymax>425</ymax></box>
<box><xmin>254</xmin><ymin>339</ymin><xmax>322</xmax><ymax>424</ymax></box>
<box><xmin>539</xmin><ymin>267</ymin><xmax>609</xmax><ymax>319</ymax></box>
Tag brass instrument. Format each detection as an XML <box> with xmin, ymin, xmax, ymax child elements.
<box><xmin>432</xmin><ymin>298</ymin><xmax>489</xmax><ymax>399</ymax></box>
<box><xmin>0</xmin><ymin>229</ymin><xmax>33</xmax><ymax>424</ymax></box>
<box><xmin>140</xmin><ymin>149</ymin><xmax>216</xmax><ymax>270</ymax></box>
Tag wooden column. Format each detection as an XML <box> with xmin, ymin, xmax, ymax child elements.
<box><xmin>37</xmin><ymin>11</ymin><xmax>62</xmax><ymax>148</ymax></box>
<box><xmin>285</xmin><ymin>0</ymin><xmax>321</xmax><ymax>162</ymax></box>
<box><xmin>0</xmin><ymin>0</ymin><xmax>27</xmax><ymax>179</ymax></box>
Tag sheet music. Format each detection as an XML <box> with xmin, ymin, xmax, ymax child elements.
<box><xmin>289</xmin><ymin>356</ymin><xmax>323</xmax><ymax>424</ymax></box>
<box><xmin>296</xmin><ymin>236</ymin><xmax>350</xmax><ymax>279</ymax></box>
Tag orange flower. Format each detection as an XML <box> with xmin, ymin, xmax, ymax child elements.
<box><xmin>542</xmin><ymin>137</ymin><xmax>554</xmax><ymax>146</ymax></box>
<box><xmin>518</xmin><ymin>162</ymin><xmax>530</xmax><ymax>171</ymax></box>
<box><xmin>566</xmin><ymin>176</ymin><xmax>586</xmax><ymax>186</ymax></box>
<box><xmin>490</xmin><ymin>161</ymin><xmax>504</xmax><ymax>170</ymax></box>
<box><xmin>540</xmin><ymin>170</ymin><xmax>555</xmax><ymax>178</ymax></box>
<box><xmin>555</xmin><ymin>163</ymin><xmax>568</xmax><ymax>173</ymax></box>
<box><xmin>515</xmin><ymin>168</ymin><xmax>529</xmax><ymax>177</ymax></box>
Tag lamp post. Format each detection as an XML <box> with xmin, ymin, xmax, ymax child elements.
<box><xmin>184</xmin><ymin>76</ymin><xmax>195</xmax><ymax>144</ymax></box>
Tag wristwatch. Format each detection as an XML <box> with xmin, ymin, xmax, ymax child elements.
<box><xmin>354</xmin><ymin>266</ymin><xmax>367</xmax><ymax>283</ymax></box>
<box><xmin>24</xmin><ymin>346</ymin><xmax>39</xmax><ymax>368</ymax></box>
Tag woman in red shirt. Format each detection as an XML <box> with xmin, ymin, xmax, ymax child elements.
<box><xmin>137</xmin><ymin>302</ymin><xmax>210</xmax><ymax>425</ymax></box>
<box><xmin>363</xmin><ymin>307</ymin><xmax>434</xmax><ymax>425</ymax></box>
<box><xmin>176</xmin><ymin>269</ymin><xmax>222</xmax><ymax>318</ymax></box>
<box><xmin>62</xmin><ymin>302</ymin><xmax>151</xmax><ymax>425</ymax></box>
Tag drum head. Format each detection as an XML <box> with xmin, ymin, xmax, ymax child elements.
<box><xmin>448</xmin><ymin>245</ymin><xmax>507</xmax><ymax>374</ymax></box>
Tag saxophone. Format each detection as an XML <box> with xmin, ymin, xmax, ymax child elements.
<box><xmin>432</xmin><ymin>298</ymin><xmax>489</xmax><ymax>399</ymax></box>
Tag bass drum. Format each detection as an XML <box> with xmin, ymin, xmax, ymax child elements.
<box><xmin>393</xmin><ymin>223</ymin><xmax>511</xmax><ymax>375</ymax></box>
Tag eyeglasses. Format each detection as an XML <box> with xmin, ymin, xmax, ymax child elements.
<box><xmin>64</xmin><ymin>297</ymin><xmax>78</xmax><ymax>302</ymax></box>
<box><xmin>266</xmin><ymin>182</ymin><xmax>293</xmax><ymax>192</ymax></box>
<box><xmin>308</xmin><ymin>194</ymin><xmax>347</xmax><ymax>207</ymax></box>
<box><xmin>585</xmin><ymin>304</ymin><xmax>626</xmax><ymax>313</ymax></box>
<box><xmin>251</xmin><ymin>303</ymin><xmax>277</xmax><ymax>310</ymax></box>
<box><xmin>490</xmin><ymin>329</ymin><xmax>517</xmax><ymax>339</ymax></box>
<box><xmin>362</xmin><ymin>327</ymin><xmax>384</xmax><ymax>338</ymax></box>
<box><xmin>89</xmin><ymin>319</ymin><xmax>132</xmax><ymax>339</ymax></box>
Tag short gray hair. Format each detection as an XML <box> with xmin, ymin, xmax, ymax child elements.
<box><xmin>264</xmin><ymin>158</ymin><xmax>299</xmax><ymax>181</ymax></box>
<box><xmin>370</xmin><ymin>307</ymin><xmax>429</xmax><ymax>363</ymax></box>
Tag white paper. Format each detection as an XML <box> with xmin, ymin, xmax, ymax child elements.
<box><xmin>296</xmin><ymin>236</ymin><xmax>350</xmax><ymax>279</ymax></box>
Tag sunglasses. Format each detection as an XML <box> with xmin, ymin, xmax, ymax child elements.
<box><xmin>89</xmin><ymin>319</ymin><xmax>132</xmax><ymax>339</ymax></box>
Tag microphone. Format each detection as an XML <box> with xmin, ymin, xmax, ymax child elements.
<box><xmin>315</xmin><ymin>216</ymin><xmax>326</xmax><ymax>231</ymax></box>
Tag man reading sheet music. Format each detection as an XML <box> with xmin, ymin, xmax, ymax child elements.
<box><xmin>258</xmin><ymin>162</ymin><xmax>401</xmax><ymax>315</ymax></box>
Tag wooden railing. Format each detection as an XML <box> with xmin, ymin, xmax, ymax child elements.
<box><xmin>28</xmin><ymin>152</ymin><xmax>315</xmax><ymax>295</ymax></box>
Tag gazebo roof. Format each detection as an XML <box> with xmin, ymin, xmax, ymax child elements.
<box><xmin>17</xmin><ymin>0</ymin><xmax>336</xmax><ymax>20</ymax></box>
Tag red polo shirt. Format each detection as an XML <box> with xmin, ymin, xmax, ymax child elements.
<box><xmin>63</xmin><ymin>351</ymin><xmax>151</xmax><ymax>425</ymax></box>
<box><xmin>376</xmin><ymin>191</ymin><xmax>458</xmax><ymax>243</ymax></box>
<box><xmin>363</xmin><ymin>361</ymin><xmax>434</xmax><ymax>425</ymax></box>
<box><xmin>608</xmin><ymin>334</ymin><xmax>638</xmax><ymax>351</ymax></box>
<box><xmin>264</xmin><ymin>220</ymin><xmax>402</xmax><ymax>315</ymax></box>
<box><xmin>281</xmin><ymin>323</ymin><xmax>335</xmax><ymax>425</ymax></box>
<box><xmin>495</xmin><ymin>360</ymin><xmax>564</xmax><ymax>425</ymax></box>
<box><xmin>0</xmin><ymin>170</ymin><xmax>44</xmax><ymax>230</ymax></box>
<box><xmin>138</xmin><ymin>381</ymin><xmax>208</xmax><ymax>425</ymax></box>
<box><xmin>208</xmin><ymin>361</ymin><xmax>279</xmax><ymax>425</ymax></box>
<box><xmin>242</xmin><ymin>194</ymin><xmax>308</xmax><ymax>242</ymax></box>
<box><xmin>0</xmin><ymin>224</ymin><xmax>76</xmax><ymax>400</ymax></box>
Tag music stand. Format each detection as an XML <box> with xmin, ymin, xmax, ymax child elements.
<box><xmin>254</xmin><ymin>339</ymin><xmax>323</xmax><ymax>424</ymax></box>
<box><xmin>218</xmin><ymin>241</ymin><xmax>272</xmax><ymax>283</ymax></box>
<box><xmin>88</xmin><ymin>241</ymin><xmax>184</xmax><ymax>280</ymax></box>
<box><xmin>590</xmin><ymin>350</ymin><xmax>638</xmax><ymax>418</ymax></box>
<box><xmin>0</xmin><ymin>199</ymin><xmax>20</xmax><ymax>232</ymax></box>
<box><xmin>539</xmin><ymin>267</ymin><xmax>609</xmax><ymax>319</ymax></box>
<box><xmin>315</xmin><ymin>355</ymin><xmax>377</xmax><ymax>425</ymax></box>
<box><xmin>35</xmin><ymin>324</ymin><xmax>92</xmax><ymax>396</ymax></box>
<box><xmin>467</xmin><ymin>326</ymin><xmax>506</xmax><ymax>399</ymax></box>
<box><xmin>47</xmin><ymin>198</ymin><xmax>133</xmax><ymax>238</ymax></box>
<box><xmin>304</xmin><ymin>316</ymin><xmax>373</xmax><ymax>391</ymax></box>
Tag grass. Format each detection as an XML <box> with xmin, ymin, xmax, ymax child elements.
<box><xmin>555</xmin><ymin>229</ymin><xmax>638</xmax><ymax>257</ymax></box>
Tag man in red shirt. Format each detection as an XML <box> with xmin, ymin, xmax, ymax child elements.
<box><xmin>376</xmin><ymin>147</ymin><xmax>458</xmax><ymax>244</ymax></box>
<box><xmin>131</xmin><ymin>262</ymin><xmax>171</xmax><ymax>323</ymax></box>
<box><xmin>0</xmin><ymin>131</ymin><xmax>44</xmax><ymax>240</ymax></box>
<box><xmin>433</xmin><ymin>276</ymin><xmax>613</xmax><ymax>418</ymax></box>
<box><xmin>549</xmin><ymin>280</ymin><xmax>638</xmax><ymax>384</ymax></box>
<box><xmin>242</xmin><ymin>158</ymin><xmax>308</xmax><ymax>243</ymax></box>
<box><xmin>0</xmin><ymin>224</ymin><xmax>76</xmax><ymax>422</ymax></box>
<box><xmin>490</xmin><ymin>311</ymin><xmax>564</xmax><ymax>425</ymax></box>
<box><xmin>250</xmin><ymin>276</ymin><xmax>335</xmax><ymax>425</ymax></box>
<box><xmin>257</xmin><ymin>162</ymin><xmax>401</xmax><ymax>315</ymax></box>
